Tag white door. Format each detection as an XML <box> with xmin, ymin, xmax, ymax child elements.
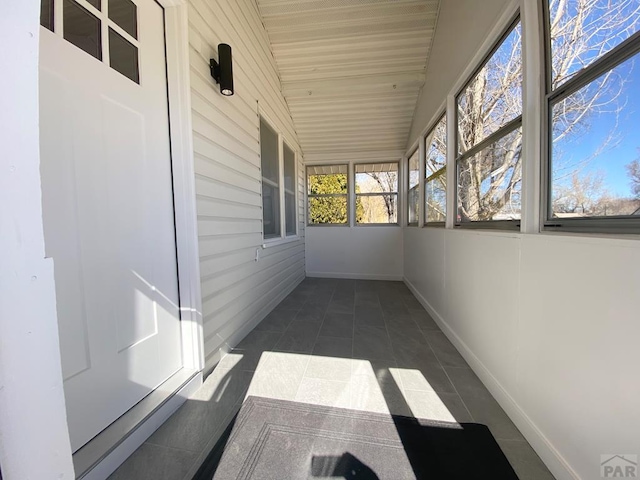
<box><xmin>39</xmin><ymin>0</ymin><xmax>182</xmax><ymax>452</ymax></box>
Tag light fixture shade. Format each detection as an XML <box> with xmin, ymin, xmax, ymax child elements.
<box><xmin>210</xmin><ymin>43</ymin><xmax>234</xmax><ymax>96</ymax></box>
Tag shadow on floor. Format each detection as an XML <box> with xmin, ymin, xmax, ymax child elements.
<box><xmin>108</xmin><ymin>278</ymin><xmax>555</xmax><ymax>480</ymax></box>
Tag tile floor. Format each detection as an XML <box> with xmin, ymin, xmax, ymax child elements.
<box><xmin>109</xmin><ymin>278</ymin><xmax>555</xmax><ymax>480</ymax></box>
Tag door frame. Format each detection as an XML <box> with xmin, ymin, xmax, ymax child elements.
<box><xmin>65</xmin><ymin>0</ymin><xmax>204</xmax><ymax>476</ymax></box>
<box><xmin>161</xmin><ymin>0</ymin><xmax>204</xmax><ymax>373</ymax></box>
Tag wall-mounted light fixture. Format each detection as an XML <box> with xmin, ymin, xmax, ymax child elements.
<box><xmin>210</xmin><ymin>44</ymin><xmax>234</xmax><ymax>96</ymax></box>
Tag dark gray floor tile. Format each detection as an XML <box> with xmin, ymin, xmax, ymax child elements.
<box><xmin>355</xmin><ymin>280</ymin><xmax>379</xmax><ymax>292</ymax></box>
<box><xmin>294</xmin><ymin>305</ymin><xmax>326</xmax><ymax>324</ymax></box>
<box><xmin>381</xmin><ymin>303</ymin><xmax>410</xmax><ymax>318</ymax></box>
<box><xmin>327</xmin><ymin>295</ymin><xmax>355</xmax><ymax>314</ymax></box>
<box><xmin>333</xmin><ymin>279</ymin><xmax>356</xmax><ymax>292</ymax></box>
<box><xmin>313</xmin><ymin>336</ymin><xmax>353</xmax><ymax>358</ymax></box>
<box><xmin>353</xmin><ymin>325</ymin><xmax>394</xmax><ymax>361</ymax></box>
<box><xmin>387</xmin><ymin>324</ymin><xmax>429</xmax><ymax>348</ymax></box>
<box><xmin>446</xmin><ymin>367</ymin><xmax>525</xmax><ymax>441</ymax></box>
<box><xmin>498</xmin><ymin>439</ymin><xmax>556</xmax><ymax>480</ymax></box>
<box><xmin>319</xmin><ymin>312</ymin><xmax>354</xmax><ymax>339</ymax></box>
<box><xmin>274</xmin><ymin>322</ymin><xmax>322</xmax><ymax>353</ymax></box>
<box><xmin>355</xmin><ymin>291</ymin><xmax>380</xmax><ymax>307</ymax></box>
<box><xmin>235</xmin><ymin>330</ymin><xmax>282</xmax><ymax>351</ymax></box>
<box><xmin>425</xmin><ymin>331</ymin><xmax>469</xmax><ymax>368</ymax></box>
<box><xmin>402</xmin><ymin>294</ymin><xmax>423</xmax><ymax>310</ymax></box>
<box><xmin>108</xmin><ymin>443</ymin><xmax>198</xmax><ymax>480</ymax></box>
<box><xmin>277</xmin><ymin>292</ymin><xmax>308</xmax><ymax>310</ymax></box>
<box><xmin>411</xmin><ymin>310</ymin><xmax>439</xmax><ymax>331</ymax></box>
<box><xmin>355</xmin><ymin>306</ymin><xmax>385</xmax><ymax>327</ymax></box>
<box><xmin>304</xmin><ymin>292</ymin><xmax>333</xmax><ymax>308</ymax></box>
<box><xmin>393</xmin><ymin>342</ymin><xmax>441</xmax><ymax>370</ymax></box>
<box><xmin>254</xmin><ymin>309</ymin><xmax>297</xmax><ymax>333</ymax></box>
<box><xmin>146</xmin><ymin>368</ymin><xmax>252</xmax><ymax>453</ymax></box>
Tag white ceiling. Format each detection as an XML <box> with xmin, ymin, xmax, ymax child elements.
<box><xmin>255</xmin><ymin>0</ymin><xmax>440</xmax><ymax>163</ymax></box>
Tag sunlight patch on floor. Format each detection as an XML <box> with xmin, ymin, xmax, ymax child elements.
<box><xmin>237</xmin><ymin>351</ymin><xmax>458</xmax><ymax>423</ymax></box>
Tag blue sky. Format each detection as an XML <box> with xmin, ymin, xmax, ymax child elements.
<box><xmin>553</xmin><ymin>55</ymin><xmax>640</xmax><ymax>197</ymax></box>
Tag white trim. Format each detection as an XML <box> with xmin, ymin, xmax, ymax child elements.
<box><xmin>163</xmin><ymin>1</ymin><xmax>204</xmax><ymax>373</ymax></box>
<box><xmin>348</xmin><ymin>161</ymin><xmax>356</xmax><ymax>227</ymax></box>
<box><xmin>520</xmin><ymin>0</ymin><xmax>543</xmax><ymax>234</ymax></box>
<box><xmin>445</xmin><ymin>94</ymin><xmax>456</xmax><ymax>229</ymax></box>
<box><xmin>262</xmin><ymin>236</ymin><xmax>299</xmax><ymax>248</ymax></box>
<box><xmin>278</xmin><ymin>132</ymin><xmax>286</xmax><ymax>237</ymax></box>
<box><xmin>0</xmin><ymin>2</ymin><xmax>74</xmax><ymax>478</ymax></box>
<box><xmin>307</xmin><ymin>272</ymin><xmax>404</xmax><ymax>281</ymax></box>
<box><xmin>404</xmin><ymin>277</ymin><xmax>579</xmax><ymax>480</ymax></box>
<box><xmin>417</xmin><ymin>133</ymin><xmax>426</xmax><ymax>228</ymax></box>
<box><xmin>282</xmin><ymin>137</ymin><xmax>299</xmax><ymax>237</ymax></box>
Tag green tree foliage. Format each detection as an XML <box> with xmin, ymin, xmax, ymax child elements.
<box><xmin>308</xmin><ymin>173</ymin><xmax>363</xmax><ymax>224</ymax></box>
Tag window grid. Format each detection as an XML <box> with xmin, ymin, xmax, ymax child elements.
<box><xmin>42</xmin><ymin>0</ymin><xmax>140</xmax><ymax>84</ymax></box>
<box><xmin>306</xmin><ymin>165</ymin><xmax>349</xmax><ymax>226</ymax></box>
<box><xmin>424</xmin><ymin>114</ymin><xmax>447</xmax><ymax>226</ymax></box>
<box><xmin>543</xmin><ymin>0</ymin><xmax>640</xmax><ymax>233</ymax></box>
<box><xmin>455</xmin><ymin>16</ymin><xmax>522</xmax><ymax>228</ymax></box>
<box><xmin>355</xmin><ymin>162</ymin><xmax>399</xmax><ymax>225</ymax></box>
<box><xmin>407</xmin><ymin>149</ymin><xmax>420</xmax><ymax>226</ymax></box>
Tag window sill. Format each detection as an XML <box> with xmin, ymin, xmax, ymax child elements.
<box><xmin>355</xmin><ymin>223</ymin><xmax>400</xmax><ymax>227</ymax></box>
<box><xmin>262</xmin><ymin>236</ymin><xmax>300</xmax><ymax>249</ymax></box>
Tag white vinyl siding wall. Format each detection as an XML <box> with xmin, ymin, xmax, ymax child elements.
<box><xmin>187</xmin><ymin>0</ymin><xmax>305</xmax><ymax>373</ymax></box>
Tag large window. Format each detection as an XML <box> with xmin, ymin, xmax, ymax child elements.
<box><xmin>545</xmin><ymin>0</ymin><xmax>640</xmax><ymax>231</ymax></box>
<box><xmin>307</xmin><ymin>165</ymin><xmax>348</xmax><ymax>225</ymax></box>
<box><xmin>283</xmin><ymin>143</ymin><xmax>297</xmax><ymax>236</ymax></box>
<box><xmin>424</xmin><ymin>115</ymin><xmax>447</xmax><ymax>224</ymax></box>
<box><xmin>260</xmin><ymin>117</ymin><xmax>298</xmax><ymax>240</ymax></box>
<box><xmin>456</xmin><ymin>18</ymin><xmax>522</xmax><ymax>226</ymax></box>
<box><xmin>355</xmin><ymin>163</ymin><xmax>398</xmax><ymax>225</ymax></box>
<box><xmin>407</xmin><ymin>149</ymin><xmax>420</xmax><ymax>225</ymax></box>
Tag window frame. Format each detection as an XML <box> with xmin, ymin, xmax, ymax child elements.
<box><xmin>454</xmin><ymin>14</ymin><xmax>523</xmax><ymax>230</ymax></box>
<box><xmin>259</xmin><ymin>114</ymin><xmax>299</xmax><ymax>244</ymax></box>
<box><xmin>407</xmin><ymin>148</ymin><xmax>420</xmax><ymax>227</ymax></box>
<box><xmin>354</xmin><ymin>161</ymin><xmax>399</xmax><ymax>227</ymax></box>
<box><xmin>423</xmin><ymin>112</ymin><xmax>447</xmax><ymax>227</ymax></box>
<box><xmin>306</xmin><ymin>163</ymin><xmax>350</xmax><ymax>227</ymax></box>
<box><xmin>282</xmin><ymin>139</ymin><xmax>298</xmax><ymax>237</ymax></box>
<box><xmin>542</xmin><ymin>3</ymin><xmax>640</xmax><ymax>234</ymax></box>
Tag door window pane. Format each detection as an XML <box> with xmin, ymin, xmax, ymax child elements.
<box><xmin>109</xmin><ymin>28</ymin><xmax>139</xmax><ymax>83</ymax></box>
<box><xmin>64</xmin><ymin>0</ymin><xmax>102</xmax><ymax>61</ymax></box>
<box><xmin>41</xmin><ymin>0</ymin><xmax>54</xmax><ymax>31</ymax></box>
<box><xmin>87</xmin><ymin>0</ymin><xmax>101</xmax><ymax>10</ymax></box>
<box><xmin>109</xmin><ymin>0</ymin><xmax>137</xmax><ymax>39</ymax></box>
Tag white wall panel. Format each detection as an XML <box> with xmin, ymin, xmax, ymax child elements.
<box><xmin>188</xmin><ymin>0</ymin><xmax>305</xmax><ymax>374</ymax></box>
<box><xmin>306</xmin><ymin>227</ymin><xmax>403</xmax><ymax>280</ymax></box>
<box><xmin>404</xmin><ymin>1</ymin><xmax>640</xmax><ymax>479</ymax></box>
